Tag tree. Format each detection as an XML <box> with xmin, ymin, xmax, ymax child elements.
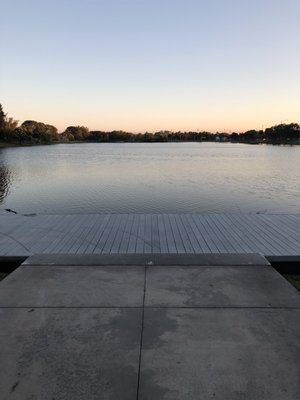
<box><xmin>0</xmin><ymin>104</ymin><xmax>19</xmax><ymax>141</ymax></box>
<box><xmin>87</xmin><ymin>131</ymin><xmax>108</xmax><ymax>142</ymax></box>
<box><xmin>63</xmin><ymin>126</ymin><xmax>89</xmax><ymax>141</ymax></box>
<box><xmin>4</xmin><ymin>116</ymin><xmax>18</xmax><ymax>130</ymax></box>
<box><xmin>17</xmin><ymin>120</ymin><xmax>58</xmax><ymax>143</ymax></box>
<box><xmin>265</xmin><ymin>123</ymin><xmax>300</xmax><ymax>143</ymax></box>
<box><xmin>0</xmin><ymin>104</ymin><xmax>6</xmax><ymax>132</ymax></box>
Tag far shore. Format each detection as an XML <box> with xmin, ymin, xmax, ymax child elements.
<box><xmin>1</xmin><ymin>139</ymin><xmax>300</xmax><ymax>148</ymax></box>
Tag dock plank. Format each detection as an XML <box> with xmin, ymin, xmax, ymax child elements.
<box><xmin>157</xmin><ymin>214</ymin><xmax>169</xmax><ymax>253</ymax></box>
<box><xmin>169</xmin><ymin>215</ymin><xmax>186</xmax><ymax>254</ymax></box>
<box><xmin>127</xmin><ymin>214</ymin><xmax>139</xmax><ymax>253</ymax></box>
<box><xmin>227</xmin><ymin>214</ymin><xmax>275</xmax><ymax>255</ymax></box>
<box><xmin>0</xmin><ymin>213</ymin><xmax>299</xmax><ymax>257</ymax></box>
<box><xmin>151</xmin><ymin>215</ymin><xmax>161</xmax><ymax>254</ymax></box>
<box><xmin>213</xmin><ymin>214</ymin><xmax>250</xmax><ymax>253</ymax></box>
<box><xmin>144</xmin><ymin>215</ymin><xmax>152</xmax><ymax>254</ymax></box>
<box><xmin>177</xmin><ymin>215</ymin><xmax>201</xmax><ymax>253</ymax></box>
<box><xmin>262</xmin><ymin>215</ymin><xmax>300</xmax><ymax>246</ymax></box>
<box><xmin>163</xmin><ymin>215</ymin><xmax>177</xmax><ymax>253</ymax></box>
<box><xmin>119</xmin><ymin>214</ymin><xmax>134</xmax><ymax>253</ymax></box>
<box><xmin>185</xmin><ymin>214</ymin><xmax>211</xmax><ymax>253</ymax></box>
<box><xmin>192</xmin><ymin>215</ymin><xmax>221</xmax><ymax>253</ymax></box>
<box><xmin>175</xmin><ymin>215</ymin><xmax>196</xmax><ymax>253</ymax></box>
<box><xmin>204</xmin><ymin>214</ymin><xmax>237</xmax><ymax>253</ymax></box>
<box><xmin>92</xmin><ymin>215</ymin><xmax>114</xmax><ymax>254</ymax></box>
<box><xmin>67</xmin><ymin>215</ymin><xmax>97</xmax><ymax>254</ymax></box>
<box><xmin>102</xmin><ymin>215</ymin><xmax>122</xmax><ymax>254</ymax></box>
<box><xmin>50</xmin><ymin>215</ymin><xmax>88</xmax><ymax>254</ymax></box>
<box><xmin>243</xmin><ymin>215</ymin><xmax>295</xmax><ymax>255</ymax></box>
<box><xmin>110</xmin><ymin>214</ymin><xmax>129</xmax><ymax>253</ymax></box>
<box><xmin>76</xmin><ymin>214</ymin><xmax>106</xmax><ymax>254</ymax></box>
<box><xmin>135</xmin><ymin>215</ymin><xmax>146</xmax><ymax>253</ymax></box>
<box><xmin>254</xmin><ymin>215</ymin><xmax>299</xmax><ymax>254</ymax></box>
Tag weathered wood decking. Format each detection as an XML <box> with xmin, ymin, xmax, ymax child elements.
<box><xmin>0</xmin><ymin>213</ymin><xmax>299</xmax><ymax>257</ymax></box>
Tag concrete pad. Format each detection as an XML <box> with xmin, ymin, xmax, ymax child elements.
<box><xmin>0</xmin><ymin>265</ymin><xmax>145</xmax><ymax>307</ymax></box>
<box><xmin>0</xmin><ymin>308</ymin><xmax>141</xmax><ymax>400</ymax></box>
<box><xmin>145</xmin><ymin>265</ymin><xmax>300</xmax><ymax>308</ymax></box>
<box><xmin>139</xmin><ymin>308</ymin><xmax>300</xmax><ymax>400</ymax></box>
<box><xmin>23</xmin><ymin>253</ymin><xmax>270</xmax><ymax>266</ymax></box>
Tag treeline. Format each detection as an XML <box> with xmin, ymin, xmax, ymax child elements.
<box><xmin>0</xmin><ymin>104</ymin><xmax>58</xmax><ymax>144</ymax></box>
<box><xmin>1</xmin><ymin>104</ymin><xmax>300</xmax><ymax>145</ymax></box>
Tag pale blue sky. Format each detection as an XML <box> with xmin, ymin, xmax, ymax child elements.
<box><xmin>1</xmin><ymin>0</ymin><xmax>299</xmax><ymax>132</ymax></box>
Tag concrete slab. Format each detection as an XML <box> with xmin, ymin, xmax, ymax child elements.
<box><xmin>145</xmin><ymin>265</ymin><xmax>300</xmax><ymax>308</ymax></box>
<box><xmin>139</xmin><ymin>308</ymin><xmax>300</xmax><ymax>400</ymax></box>
<box><xmin>0</xmin><ymin>265</ymin><xmax>145</xmax><ymax>307</ymax></box>
<box><xmin>1</xmin><ymin>252</ymin><xmax>299</xmax><ymax>399</ymax></box>
<box><xmin>0</xmin><ymin>308</ymin><xmax>141</xmax><ymax>400</ymax></box>
<box><xmin>23</xmin><ymin>253</ymin><xmax>270</xmax><ymax>266</ymax></box>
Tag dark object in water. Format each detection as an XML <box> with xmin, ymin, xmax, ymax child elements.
<box><xmin>5</xmin><ymin>209</ymin><xmax>18</xmax><ymax>214</ymax></box>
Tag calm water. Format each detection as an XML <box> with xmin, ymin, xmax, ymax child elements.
<box><xmin>0</xmin><ymin>142</ymin><xmax>299</xmax><ymax>214</ymax></box>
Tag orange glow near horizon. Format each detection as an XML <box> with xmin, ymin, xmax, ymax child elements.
<box><xmin>9</xmin><ymin>116</ymin><xmax>299</xmax><ymax>134</ymax></box>
<box><xmin>8</xmin><ymin>97</ymin><xmax>299</xmax><ymax>134</ymax></box>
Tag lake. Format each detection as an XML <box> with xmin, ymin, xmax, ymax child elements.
<box><xmin>0</xmin><ymin>142</ymin><xmax>299</xmax><ymax>214</ymax></box>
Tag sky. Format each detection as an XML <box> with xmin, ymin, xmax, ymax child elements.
<box><xmin>1</xmin><ymin>0</ymin><xmax>300</xmax><ymax>133</ymax></box>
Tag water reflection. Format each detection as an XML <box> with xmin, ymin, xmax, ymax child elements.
<box><xmin>0</xmin><ymin>163</ymin><xmax>12</xmax><ymax>202</ymax></box>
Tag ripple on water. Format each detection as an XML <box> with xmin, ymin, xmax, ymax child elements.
<box><xmin>0</xmin><ymin>143</ymin><xmax>299</xmax><ymax>214</ymax></box>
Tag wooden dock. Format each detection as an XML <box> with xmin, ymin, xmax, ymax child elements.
<box><xmin>0</xmin><ymin>213</ymin><xmax>299</xmax><ymax>257</ymax></box>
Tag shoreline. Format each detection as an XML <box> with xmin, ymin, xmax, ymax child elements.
<box><xmin>1</xmin><ymin>140</ymin><xmax>300</xmax><ymax>148</ymax></box>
